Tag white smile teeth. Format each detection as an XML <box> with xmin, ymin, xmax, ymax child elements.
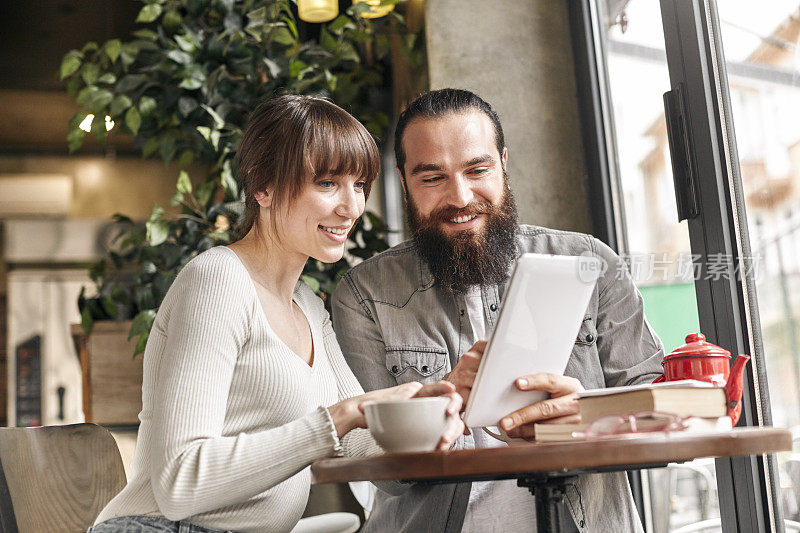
<box><xmin>320</xmin><ymin>226</ymin><xmax>347</xmax><ymax>235</ymax></box>
<box><xmin>451</xmin><ymin>214</ymin><xmax>477</xmax><ymax>224</ymax></box>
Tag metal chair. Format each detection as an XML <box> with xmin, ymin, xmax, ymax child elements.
<box><xmin>0</xmin><ymin>423</ymin><xmax>126</xmax><ymax>533</ymax></box>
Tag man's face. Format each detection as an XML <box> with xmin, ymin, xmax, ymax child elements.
<box><xmin>400</xmin><ymin>110</ymin><xmax>518</xmax><ymax>293</ymax></box>
<box><xmin>401</xmin><ymin>110</ymin><xmax>508</xmax><ymax>237</ymax></box>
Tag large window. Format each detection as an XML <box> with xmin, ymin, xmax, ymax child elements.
<box><xmin>712</xmin><ymin>0</ymin><xmax>800</xmax><ymax>525</ymax></box>
<box><xmin>574</xmin><ymin>0</ymin><xmax>798</xmax><ymax>530</ymax></box>
<box><xmin>595</xmin><ymin>1</ymin><xmax>713</xmax><ymax>530</ymax></box>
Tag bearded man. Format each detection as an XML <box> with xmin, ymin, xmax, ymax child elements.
<box><xmin>331</xmin><ymin>89</ymin><xmax>664</xmax><ymax>532</ymax></box>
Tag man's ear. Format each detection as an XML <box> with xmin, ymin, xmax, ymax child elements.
<box><xmin>397</xmin><ymin>167</ymin><xmax>407</xmax><ymax>197</ymax></box>
<box><xmin>254</xmin><ymin>190</ymin><xmax>271</xmax><ymax>208</ymax></box>
<box><xmin>501</xmin><ymin>147</ymin><xmax>508</xmax><ymax>170</ymax></box>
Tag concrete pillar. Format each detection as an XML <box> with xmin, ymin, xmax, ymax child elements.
<box><xmin>425</xmin><ymin>0</ymin><xmax>592</xmax><ymax>233</ymax></box>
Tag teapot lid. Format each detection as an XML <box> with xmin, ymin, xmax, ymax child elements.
<box><xmin>664</xmin><ymin>333</ymin><xmax>731</xmax><ymax>361</ymax></box>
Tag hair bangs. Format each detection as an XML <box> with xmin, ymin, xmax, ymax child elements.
<box><xmin>302</xmin><ymin>105</ymin><xmax>380</xmax><ymax>199</ymax></box>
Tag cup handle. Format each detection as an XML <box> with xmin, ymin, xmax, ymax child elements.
<box><xmin>482</xmin><ymin>426</ymin><xmax>530</xmax><ymax>445</ymax></box>
<box><xmin>482</xmin><ymin>426</ymin><xmax>505</xmax><ymax>441</ymax></box>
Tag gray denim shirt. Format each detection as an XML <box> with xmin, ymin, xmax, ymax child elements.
<box><xmin>331</xmin><ymin>225</ymin><xmax>664</xmax><ymax>532</ymax></box>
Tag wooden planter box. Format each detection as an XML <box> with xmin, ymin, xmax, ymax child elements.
<box><xmin>71</xmin><ymin>321</ymin><xmax>143</xmax><ymax>426</ymax></box>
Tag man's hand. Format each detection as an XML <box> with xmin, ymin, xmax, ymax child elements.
<box><xmin>499</xmin><ymin>373</ymin><xmax>584</xmax><ymax>440</ymax></box>
<box><xmin>443</xmin><ymin>340</ymin><xmax>486</xmax><ymax>408</ymax></box>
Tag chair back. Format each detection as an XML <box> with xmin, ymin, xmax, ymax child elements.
<box><xmin>0</xmin><ymin>423</ymin><xmax>126</xmax><ymax>533</ymax></box>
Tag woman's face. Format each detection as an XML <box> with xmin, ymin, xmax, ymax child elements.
<box><xmin>270</xmin><ymin>174</ymin><xmax>367</xmax><ymax>263</ymax></box>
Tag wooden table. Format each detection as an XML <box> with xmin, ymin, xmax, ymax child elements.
<box><xmin>312</xmin><ymin>427</ymin><xmax>791</xmax><ymax>531</ymax></box>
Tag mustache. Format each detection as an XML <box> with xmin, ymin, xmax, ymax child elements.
<box><xmin>423</xmin><ymin>201</ymin><xmax>494</xmax><ymax>226</ymax></box>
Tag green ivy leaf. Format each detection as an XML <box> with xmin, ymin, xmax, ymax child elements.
<box><xmin>109</xmin><ymin>94</ymin><xmax>132</xmax><ymax>117</ymax></box>
<box><xmin>163</xmin><ymin>9</ymin><xmax>182</xmax><ymax>32</ymax></box>
<box><xmin>98</xmin><ymin>73</ymin><xmax>117</xmax><ymax>84</ymax></box>
<box><xmin>283</xmin><ymin>16</ymin><xmax>298</xmax><ymax>39</ymax></box>
<box><xmin>320</xmin><ymin>27</ymin><xmax>337</xmax><ymax>52</ymax></box>
<box><xmin>290</xmin><ymin>59</ymin><xmax>309</xmax><ymax>78</ymax></box>
<box><xmin>119</xmin><ymin>43</ymin><xmax>140</xmax><ymax>68</ymax></box>
<box><xmin>116</xmin><ymin>74</ymin><xmax>146</xmax><ymax>93</ymax></box>
<box><xmin>146</xmin><ymin>204</ymin><xmax>169</xmax><ymax>245</ymax></box>
<box><xmin>80</xmin><ymin>306</ymin><xmax>94</xmax><ymax>335</ymax></box>
<box><xmin>271</xmin><ymin>27</ymin><xmax>295</xmax><ymax>46</ymax></box>
<box><xmin>177</xmin><ymin>149</ymin><xmax>194</xmax><ymax>168</ymax></box>
<box><xmin>339</xmin><ymin>42</ymin><xmax>360</xmax><ymax>63</ymax></box>
<box><xmin>76</xmin><ymin>86</ymin><xmax>98</xmax><ymax>107</ymax></box>
<box><xmin>200</xmin><ymin>104</ymin><xmax>225</xmax><ymax>129</ymax></box>
<box><xmin>132</xmin><ymin>29</ymin><xmax>158</xmax><ymax>41</ymax></box>
<box><xmin>167</xmin><ymin>49</ymin><xmax>192</xmax><ymax>65</ymax></box>
<box><xmin>133</xmin><ymin>330</ymin><xmax>149</xmax><ymax>357</ymax></box>
<box><xmin>221</xmin><ymin>160</ymin><xmax>238</xmax><ymax>198</ymax></box>
<box><xmin>142</xmin><ymin>136</ymin><xmax>160</xmax><ymax>158</ymax></box>
<box><xmin>196</xmin><ymin>126</ymin><xmax>211</xmax><ymax>141</ymax></box>
<box><xmin>65</xmin><ymin>77</ymin><xmax>82</xmax><ymax>97</ymax></box>
<box><xmin>81</xmin><ymin>87</ymin><xmax>113</xmax><ymax>112</ymax></box>
<box><xmin>328</xmin><ymin>15</ymin><xmax>352</xmax><ymax>33</ymax></box>
<box><xmin>139</xmin><ymin>96</ymin><xmax>157</xmax><ymax>115</ymax></box>
<box><xmin>104</xmin><ymin>39</ymin><xmax>122</xmax><ymax>62</ymax></box>
<box><xmin>129</xmin><ymin>309</ymin><xmax>157</xmax><ymax>339</ymax></box>
<box><xmin>301</xmin><ymin>274</ymin><xmax>321</xmax><ymax>293</ymax></box>
<box><xmin>176</xmin><ymin>170</ymin><xmax>192</xmax><ymax>194</ymax></box>
<box><xmin>59</xmin><ymin>50</ymin><xmax>83</xmax><ymax>79</ymax></box>
<box><xmin>136</xmin><ymin>3</ymin><xmax>163</xmax><ymax>23</ymax></box>
<box><xmin>67</xmin><ymin>128</ymin><xmax>86</xmax><ymax>153</ymax></box>
<box><xmin>159</xmin><ymin>133</ymin><xmax>177</xmax><ymax>163</ymax></box>
<box><xmin>246</xmin><ymin>6</ymin><xmax>266</xmax><ymax>24</ymax></box>
<box><xmin>178</xmin><ymin>96</ymin><xmax>198</xmax><ymax>117</ymax></box>
<box><xmin>101</xmin><ymin>295</ymin><xmax>118</xmax><ymax>318</ymax></box>
<box><xmin>195</xmin><ymin>180</ymin><xmax>216</xmax><ymax>207</ymax></box>
<box><xmin>179</xmin><ymin>76</ymin><xmax>203</xmax><ymax>90</ymax></box>
<box><xmin>169</xmin><ymin>190</ymin><xmax>184</xmax><ymax>206</ymax></box>
<box><xmin>175</xmin><ymin>34</ymin><xmax>195</xmax><ymax>52</ymax></box>
<box><xmin>125</xmin><ymin>106</ymin><xmax>142</xmax><ymax>135</ymax></box>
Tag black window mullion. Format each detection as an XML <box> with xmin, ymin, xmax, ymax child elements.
<box><xmin>567</xmin><ymin>0</ymin><xmax>625</xmax><ymax>252</ymax></box>
<box><xmin>658</xmin><ymin>0</ymin><xmax>774</xmax><ymax>531</ymax></box>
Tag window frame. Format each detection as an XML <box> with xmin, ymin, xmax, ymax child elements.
<box><xmin>568</xmin><ymin>0</ymin><xmax>784</xmax><ymax>530</ymax></box>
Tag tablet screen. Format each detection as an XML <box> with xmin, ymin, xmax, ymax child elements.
<box><xmin>462</xmin><ymin>253</ymin><xmax>600</xmax><ymax>428</ymax></box>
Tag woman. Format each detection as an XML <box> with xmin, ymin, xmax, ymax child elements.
<box><xmin>91</xmin><ymin>95</ymin><xmax>464</xmax><ymax>533</ymax></box>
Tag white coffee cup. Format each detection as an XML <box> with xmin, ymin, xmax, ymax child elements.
<box><xmin>364</xmin><ymin>397</ymin><xmax>449</xmax><ymax>453</ymax></box>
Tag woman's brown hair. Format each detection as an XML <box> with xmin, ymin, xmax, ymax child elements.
<box><xmin>235</xmin><ymin>94</ymin><xmax>380</xmax><ymax>237</ymax></box>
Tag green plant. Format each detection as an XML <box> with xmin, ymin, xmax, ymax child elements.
<box><xmin>64</xmin><ymin>0</ymin><xmax>421</xmax><ymax>354</ymax></box>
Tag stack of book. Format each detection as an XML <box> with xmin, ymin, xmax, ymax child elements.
<box><xmin>533</xmin><ymin>380</ymin><xmax>730</xmax><ymax>442</ymax></box>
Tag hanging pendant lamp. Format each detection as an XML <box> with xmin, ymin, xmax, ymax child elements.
<box><xmin>352</xmin><ymin>0</ymin><xmax>395</xmax><ymax>19</ymax></box>
<box><xmin>298</xmin><ymin>0</ymin><xmax>338</xmax><ymax>23</ymax></box>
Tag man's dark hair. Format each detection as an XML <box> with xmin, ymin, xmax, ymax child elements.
<box><xmin>394</xmin><ymin>88</ymin><xmax>505</xmax><ymax>178</ymax></box>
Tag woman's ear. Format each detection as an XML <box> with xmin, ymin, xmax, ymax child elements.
<box><xmin>254</xmin><ymin>190</ymin><xmax>271</xmax><ymax>208</ymax></box>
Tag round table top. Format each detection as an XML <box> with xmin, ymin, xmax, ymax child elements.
<box><xmin>311</xmin><ymin>427</ymin><xmax>791</xmax><ymax>484</ymax></box>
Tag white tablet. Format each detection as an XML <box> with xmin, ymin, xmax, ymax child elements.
<box><xmin>462</xmin><ymin>253</ymin><xmax>601</xmax><ymax>428</ymax></box>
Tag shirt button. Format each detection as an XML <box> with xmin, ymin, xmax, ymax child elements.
<box><xmin>421</xmin><ymin>365</ymin><xmax>429</xmax><ymax>372</ymax></box>
<box><xmin>586</xmin><ymin>334</ymin><xmax>595</xmax><ymax>343</ymax></box>
<box><xmin>490</xmin><ymin>303</ymin><xmax>498</xmax><ymax>312</ymax></box>
<box><xmin>460</xmin><ymin>309</ymin><xmax>465</xmax><ymax>316</ymax></box>
<box><xmin>391</xmin><ymin>365</ymin><xmax>399</xmax><ymax>373</ymax></box>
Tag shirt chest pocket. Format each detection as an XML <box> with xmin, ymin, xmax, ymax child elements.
<box><xmin>385</xmin><ymin>347</ymin><xmax>448</xmax><ymax>385</ymax></box>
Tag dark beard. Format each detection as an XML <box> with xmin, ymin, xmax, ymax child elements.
<box><xmin>407</xmin><ymin>187</ymin><xmax>519</xmax><ymax>294</ymax></box>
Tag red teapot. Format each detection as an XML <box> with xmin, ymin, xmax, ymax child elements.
<box><xmin>653</xmin><ymin>333</ymin><xmax>750</xmax><ymax>424</ymax></box>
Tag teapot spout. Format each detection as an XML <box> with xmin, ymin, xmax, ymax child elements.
<box><xmin>725</xmin><ymin>354</ymin><xmax>751</xmax><ymax>425</ymax></box>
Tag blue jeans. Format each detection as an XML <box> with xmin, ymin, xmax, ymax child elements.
<box><xmin>88</xmin><ymin>515</ymin><xmax>233</xmax><ymax>533</ymax></box>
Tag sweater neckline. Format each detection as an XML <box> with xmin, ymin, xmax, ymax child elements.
<box><xmin>217</xmin><ymin>246</ymin><xmax>318</xmax><ymax>370</ymax></box>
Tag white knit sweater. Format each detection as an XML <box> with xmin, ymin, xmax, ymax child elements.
<box><xmin>95</xmin><ymin>247</ymin><xmax>380</xmax><ymax>532</ymax></box>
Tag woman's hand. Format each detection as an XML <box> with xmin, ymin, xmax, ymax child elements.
<box><xmin>328</xmin><ymin>381</ymin><xmax>464</xmax><ymax>451</ymax></box>
<box><xmin>406</xmin><ymin>381</ymin><xmax>464</xmax><ymax>451</ymax></box>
